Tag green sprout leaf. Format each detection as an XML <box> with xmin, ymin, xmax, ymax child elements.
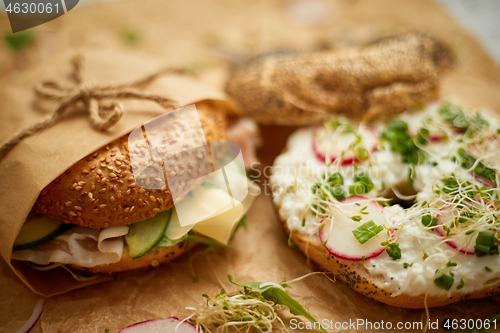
<box><xmin>4</xmin><ymin>32</ymin><xmax>35</xmax><ymax>51</ymax></box>
<box><xmin>228</xmin><ymin>275</ymin><xmax>328</xmax><ymax>333</ymax></box>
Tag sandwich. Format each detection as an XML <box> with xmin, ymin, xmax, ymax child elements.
<box><xmin>11</xmin><ymin>104</ymin><xmax>258</xmax><ymax>275</ymax></box>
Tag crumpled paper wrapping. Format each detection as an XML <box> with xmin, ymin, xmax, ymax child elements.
<box><xmin>0</xmin><ymin>49</ymin><xmax>233</xmax><ymax>297</ymax></box>
<box><xmin>1</xmin><ymin>0</ymin><xmax>500</xmax><ymax>332</ymax></box>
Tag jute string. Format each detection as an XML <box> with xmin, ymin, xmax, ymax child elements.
<box><xmin>0</xmin><ymin>56</ymin><xmax>183</xmax><ymax>160</ymax></box>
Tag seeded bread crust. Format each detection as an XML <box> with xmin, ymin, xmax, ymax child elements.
<box><xmin>69</xmin><ymin>241</ymin><xmax>192</xmax><ymax>274</ymax></box>
<box><xmin>226</xmin><ymin>33</ymin><xmax>453</xmax><ymax>126</ymax></box>
<box><xmin>34</xmin><ymin>105</ymin><xmax>227</xmax><ymax>229</ymax></box>
<box><xmin>278</xmin><ymin>204</ymin><xmax>500</xmax><ymax>309</ymax></box>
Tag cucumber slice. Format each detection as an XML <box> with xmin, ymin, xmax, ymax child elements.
<box><xmin>13</xmin><ymin>215</ymin><xmax>71</xmax><ymax>251</ymax></box>
<box><xmin>125</xmin><ymin>209</ymin><xmax>172</xmax><ymax>259</ymax></box>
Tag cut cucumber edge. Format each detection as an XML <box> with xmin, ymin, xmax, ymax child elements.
<box><xmin>13</xmin><ymin>217</ymin><xmax>71</xmax><ymax>251</ymax></box>
<box><xmin>125</xmin><ymin>209</ymin><xmax>173</xmax><ymax>259</ymax></box>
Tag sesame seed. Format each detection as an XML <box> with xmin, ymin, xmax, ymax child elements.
<box><xmin>130</xmin><ymin>206</ymin><xmax>135</xmax><ymax>213</ymax></box>
<box><xmin>150</xmin><ymin>195</ymin><xmax>156</xmax><ymax>202</ymax></box>
<box><xmin>81</xmin><ymin>169</ymin><xmax>90</xmax><ymax>174</ymax></box>
<box><xmin>99</xmin><ymin>204</ymin><xmax>107</xmax><ymax>209</ymax></box>
<box><xmin>152</xmin><ymin>208</ymin><xmax>160</xmax><ymax>213</ymax></box>
<box><xmin>107</xmin><ymin>166</ymin><xmax>114</xmax><ymax>171</ymax></box>
<box><xmin>128</xmin><ymin>176</ymin><xmax>134</xmax><ymax>182</ymax></box>
<box><xmin>126</xmin><ymin>189</ymin><xmax>131</xmax><ymax>195</ymax></box>
<box><xmin>88</xmin><ymin>193</ymin><xmax>93</xmax><ymax>199</ymax></box>
<box><xmin>128</xmin><ymin>183</ymin><xmax>136</xmax><ymax>188</ymax></box>
<box><xmin>100</xmin><ymin>163</ymin><xmax>106</xmax><ymax>168</ymax></box>
<box><xmin>124</xmin><ymin>217</ymin><xmax>129</xmax><ymax>222</ymax></box>
<box><xmin>97</xmin><ymin>169</ymin><xmax>102</xmax><ymax>175</ymax></box>
<box><xmin>99</xmin><ymin>188</ymin><xmax>107</xmax><ymax>193</ymax></box>
<box><xmin>125</xmin><ymin>207</ymin><xmax>130</xmax><ymax>213</ymax></box>
<box><xmin>65</xmin><ymin>201</ymin><xmax>73</xmax><ymax>207</ymax></box>
<box><xmin>71</xmin><ymin>183</ymin><xmax>78</xmax><ymax>190</ymax></box>
<box><xmin>75</xmin><ymin>186</ymin><xmax>83</xmax><ymax>191</ymax></box>
<box><xmin>91</xmin><ymin>183</ymin><xmax>96</xmax><ymax>191</ymax></box>
<box><xmin>118</xmin><ymin>205</ymin><xmax>123</xmax><ymax>211</ymax></box>
<box><xmin>74</xmin><ymin>206</ymin><xmax>82</xmax><ymax>211</ymax></box>
<box><xmin>115</xmin><ymin>161</ymin><xmax>122</xmax><ymax>166</ymax></box>
<box><xmin>100</xmin><ymin>178</ymin><xmax>107</xmax><ymax>185</ymax></box>
<box><xmin>69</xmin><ymin>211</ymin><xmax>77</xmax><ymax>217</ymax></box>
<box><xmin>110</xmin><ymin>196</ymin><xmax>115</xmax><ymax>203</ymax></box>
<box><xmin>103</xmin><ymin>222</ymin><xmax>110</xmax><ymax>228</ymax></box>
<box><xmin>117</xmin><ymin>192</ymin><xmax>122</xmax><ymax>199</ymax></box>
<box><xmin>78</xmin><ymin>181</ymin><xmax>86</xmax><ymax>186</ymax></box>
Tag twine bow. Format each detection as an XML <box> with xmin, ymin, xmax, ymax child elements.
<box><xmin>0</xmin><ymin>56</ymin><xmax>183</xmax><ymax>160</ymax></box>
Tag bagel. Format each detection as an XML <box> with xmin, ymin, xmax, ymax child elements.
<box><xmin>271</xmin><ymin>101</ymin><xmax>500</xmax><ymax>308</ymax></box>
<box><xmin>226</xmin><ymin>33</ymin><xmax>453</xmax><ymax>126</ymax></box>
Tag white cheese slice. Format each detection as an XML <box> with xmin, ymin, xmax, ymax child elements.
<box><xmin>165</xmin><ymin>180</ymin><xmax>259</xmax><ymax>243</ymax></box>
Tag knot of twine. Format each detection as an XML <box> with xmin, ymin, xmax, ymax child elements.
<box><xmin>0</xmin><ymin>56</ymin><xmax>183</xmax><ymax>160</ymax></box>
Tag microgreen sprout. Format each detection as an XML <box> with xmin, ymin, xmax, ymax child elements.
<box><xmin>186</xmin><ymin>275</ymin><xmax>327</xmax><ymax>333</ymax></box>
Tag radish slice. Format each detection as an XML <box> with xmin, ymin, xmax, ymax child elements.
<box><xmin>407</xmin><ymin>128</ymin><xmax>446</xmax><ymax>142</ymax></box>
<box><xmin>436</xmin><ymin>210</ymin><xmax>476</xmax><ymax>255</ymax></box>
<box><xmin>428</xmin><ymin>133</ymin><xmax>446</xmax><ymax>142</ymax></box>
<box><xmin>312</xmin><ymin>127</ymin><xmax>378</xmax><ymax>165</ymax></box>
<box><xmin>119</xmin><ymin>317</ymin><xmax>198</xmax><ymax>333</ymax></box>
<box><xmin>318</xmin><ymin>196</ymin><xmax>392</xmax><ymax>261</ymax></box>
<box><xmin>474</xmin><ymin>175</ymin><xmax>496</xmax><ymax>188</ymax></box>
<box><xmin>15</xmin><ymin>299</ymin><xmax>44</xmax><ymax>333</ymax></box>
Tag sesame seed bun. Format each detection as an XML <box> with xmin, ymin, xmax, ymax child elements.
<box><xmin>34</xmin><ymin>104</ymin><xmax>227</xmax><ymax>229</ymax></box>
<box><xmin>226</xmin><ymin>33</ymin><xmax>453</xmax><ymax>126</ymax></box>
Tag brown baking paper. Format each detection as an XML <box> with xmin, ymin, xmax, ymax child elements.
<box><xmin>0</xmin><ymin>49</ymin><xmax>233</xmax><ymax>297</ymax></box>
<box><xmin>2</xmin><ymin>0</ymin><xmax>500</xmax><ymax>332</ymax></box>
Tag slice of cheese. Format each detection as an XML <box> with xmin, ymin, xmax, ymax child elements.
<box><xmin>165</xmin><ymin>180</ymin><xmax>258</xmax><ymax>244</ymax></box>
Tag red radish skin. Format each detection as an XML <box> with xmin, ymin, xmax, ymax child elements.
<box><xmin>474</xmin><ymin>175</ymin><xmax>497</xmax><ymax>188</ymax></box>
<box><xmin>435</xmin><ymin>212</ymin><xmax>475</xmax><ymax>255</ymax></box>
<box><xmin>119</xmin><ymin>317</ymin><xmax>199</xmax><ymax>333</ymax></box>
<box><xmin>312</xmin><ymin>129</ymin><xmax>378</xmax><ymax>165</ymax></box>
<box><xmin>15</xmin><ymin>299</ymin><xmax>44</xmax><ymax>333</ymax></box>
<box><xmin>318</xmin><ymin>196</ymin><xmax>392</xmax><ymax>261</ymax></box>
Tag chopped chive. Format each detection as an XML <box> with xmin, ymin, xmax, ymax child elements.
<box><xmin>457</xmin><ymin>278</ymin><xmax>465</xmax><ymax>290</ymax></box>
<box><xmin>434</xmin><ymin>274</ymin><xmax>454</xmax><ymax>291</ymax></box>
<box><xmin>386</xmin><ymin>243</ymin><xmax>402</xmax><ymax>260</ymax></box>
<box><xmin>352</xmin><ymin>220</ymin><xmax>383</xmax><ymax>244</ymax></box>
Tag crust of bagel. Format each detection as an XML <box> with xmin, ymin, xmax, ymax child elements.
<box><xmin>34</xmin><ymin>104</ymin><xmax>227</xmax><ymax>228</ymax></box>
<box><xmin>68</xmin><ymin>240</ymin><xmax>193</xmax><ymax>274</ymax></box>
<box><xmin>277</xmin><ymin>203</ymin><xmax>500</xmax><ymax>309</ymax></box>
<box><xmin>226</xmin><ymin>33</ymin><xmax>452</xmax><ymax>126</ymax></box>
